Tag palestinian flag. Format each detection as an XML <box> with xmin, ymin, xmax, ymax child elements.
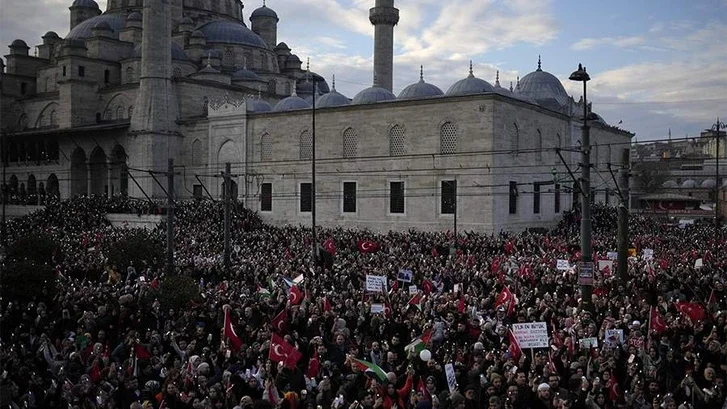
<box><xmin>404</xmin><ymin>328</ymin><xmax>433</xmax><ymax>355</ymax></box>
<box><xmin>350</xmin><ymin>357</ymin><xmax>387</xmax><ymax>382</ymax></box>
<box><xmin>408</xmin><ymin>292</ymin><xmax>424</xmax><ymax>311</ymax></box>
<box><xmin>257</xmin><ymin>285</ymin><xmax>272</xmax><ymax>298</ymax></box>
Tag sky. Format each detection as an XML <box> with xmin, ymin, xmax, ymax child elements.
<box><xmin>1</xmin><ymin>0</ymin><xmax>726</xmax><ymax>141</ymax></box>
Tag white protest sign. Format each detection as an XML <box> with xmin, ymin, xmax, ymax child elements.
<box><xmin>293</xmin><ymin>274</ymin><xmax>305</xmax><ymax>284</ymax></box>
<box><xmin>453</xmin><ymin>284</ymin><xmax>460</xmax><ymax>293</ymax></box>
<box><xmin>511</xmin><ymin>322</ymin><xmax>549</xmax><ymax>349</ymax></box>
<box><xmin>370</xmin><ymin>303</ymin><xmax>384</xmax><ymax>314</ymax></box>
<box><xmin>598</xmin><ymin>260</ymin><xmax>614</xmax><ymax>273</ymax></box>
<box><xmin>695</xmin><ymin>258</ymin><xmax>703</xmax><ymax>269</ymax></box>
<box><xmin>604</xmin><ymin>329</ymin><xmax>624</xmax><ymax>347</ymax></box>
<box><xmin>365</xmin><ymin>275</ymin><xmax>387</xmax><ymax>293</ymax></box>
<box><xmin>445</xmin><ymin>363</ymin><xmax>457</xmax><ymax>393</ymax></box>
<box><xmin>556</xmin><ymin>259</ymin><xmax>570</xmax><ymax>271</ymax></box>
<box><xmin>642</xmin><ymin>249</ymin><xmax>654</xmax><ymax>261</ymax></box>
<box><xmin>607</xmin><ymin>252</ymin><xmax>618</xmax><ymax>260</ymax></box>
<box><xmin>579</xmin><ymin>337</ymin><xmax>599</xmax><ymax>349</ymax></box>
<box><xmin>409</xmin><ymin>285</ymin><xmax>418</xmax><ymax>295</ymax></box>
<box><xmin>397</xmin><ymin>269</ymin><xmax>413</xmax><ymax>283</ymax></box>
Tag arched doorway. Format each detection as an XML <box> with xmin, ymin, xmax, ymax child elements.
<box><xmin>110</xmin><ymin>144</ymin><xmax>128</xmax><ymax>196</ymax></box>
<box><xmin>47</xmin><ymin>174</ymin><xmax>60</xmax><ymax>200</ymax></box>
<box><xmin>38</xmin><ymin>182</ymin><xmax>46</xmax><ymax>205</ymax></box>
<box><xmin>27</xmin><ymin>174</ymin><xmax>37</xmax><ymax>205</ymax></box>
<box><xmin>89</xmin><ymin>147</ymin><xmax>108</xmax><ymax>197</ymax></box>
<box><xmin>71</xmin><ymin>147</ymin><xmax>88</xmax><ymax>196</ymax></box>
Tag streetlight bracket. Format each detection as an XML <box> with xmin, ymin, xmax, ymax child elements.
<box><xmin>556</xmin><ymin>147</ymin><xmax>587</xmax><ymax>199</ymax></box>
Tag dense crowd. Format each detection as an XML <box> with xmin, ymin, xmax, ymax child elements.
<box><xmin>1</xmin><ymin>197</ymin><xmax>725</xmax><ymax>409</ymax></box>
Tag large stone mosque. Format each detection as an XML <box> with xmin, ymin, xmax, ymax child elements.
<box><xmin>0</xmin><ymin>0</ymin><xmax>633</xmax><ymax>232</ymax></box>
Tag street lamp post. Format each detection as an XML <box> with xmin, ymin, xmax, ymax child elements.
<box><xmin>712</xmin><ymin>118</ymin><xmax>725</xmax><ymax>234</ymax></box>
<box><xmin>569</xmin><ymin>63</ymin><xmax>593</xmax><ymax>311</ymax></box>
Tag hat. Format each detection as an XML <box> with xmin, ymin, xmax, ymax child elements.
<box><xmin>538</xmin><ymin>383</ymin><xmax>551</xmax><ymax>391</ymax></box>
<box><xmin>449</xmin><ymin>392</ymin><xmax>465</xmax><ymax>406</ymax></box>
<box><xmin>632</xmin><ymin>320</ymin><xmax>641</xmax><ymax>327</ymax></box>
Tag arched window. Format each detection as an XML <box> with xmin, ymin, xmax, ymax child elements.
<box><xmin>299</xmin><ymin>130</ymin><xmax>312</xmax><ymax>160</ymax></box>
<box><xmin>510</xmin><ymin>123</ymin><xmax>519</xmax><ymax>155</ymax></box>
<box><xmin>260</xmin><ymin>133</ymin><xmax>272</xmax><ymax>162</ymax></box>
<box><xmin>172</xmin><ymin>67</ymin><xmax>182</xmax><ymax>78</ymax></box>
<box><xmin>267</xmin><ymin>79</ymin><xmax>276</xmax><ymax>95</ymax></box>
<box><xmin>389</xmin><ymin>125</ymin><xmax>405</xmax><ymax>156</ymax></box>
<box><xmin>37</xmin><ymin>114</ymin><xmax>45</xmax><ymax>128</ymax></box>
<box><xmin>536</xmin><ymin>129</ymin><xmax>543</xmax><ymax>161</ymax></box>
<box><xmin>50</xmin><ymin>110</ymin><xmax>57</xmax><ymax>126</ymax></box>
<box><xmin>343</xmin><ymin>128</ymin><xmax>357</xmax><ymax>158</ymax></box>
<box><xmin>128</xmin><ymin>106</ymin><xmax>134</xmax><ymax>118</ymax></box>
<box><xmin>224</xmin><ymin>47</ymin><xmax>234</xmax><ymax>67</ymax></box>
<box><xmin>19</xmin><ymin>115</ymin><xmax>28</xmax><ymax>130</ymax></box>
<box><xmin>440</xmin><ymin>121</ymin><xmax>457</xmax><ymax>154</ymax></box>
<box><xmin>116</xmin><ymin>105</ymin><xmax>123</xmax><ymax>120</ymax></box>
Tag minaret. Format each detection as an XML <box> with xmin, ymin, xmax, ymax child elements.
<box><xmin>129</xmin><ymin>0</ymin><xmax>180</xmax><ymax>197</ymax></box>
<box><xmin>369</xmin><ymin>0</ymin><xmax>399</xmax><ymax>92</ymax></box>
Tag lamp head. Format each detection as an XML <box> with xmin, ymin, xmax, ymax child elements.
<box><xmin>569</xmin><ymin>63</ymin><xmax>590</xmax><ymax>82</ymax></box>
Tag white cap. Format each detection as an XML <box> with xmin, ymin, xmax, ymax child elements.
<box><xmin>538</xmin><ymin>383</ymin><xmax>550</xmax><ymax>391</ymax></box>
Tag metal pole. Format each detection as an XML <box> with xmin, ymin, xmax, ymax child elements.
<box><xmin>224</xmin><ymin>162</ymin><xmax>231</xmax><ymax>275</ymax></box>
<box><xmin>1</xmin><ymin>128</ymin><xmax>7</xmax><ymax>249</ymax></box>
<box><xmin>580</xmin><ymin>79</ymin><xmax>593</xmax><ymax>310</ymax></box>
<box><xmin>453</xmin><ymin>181</ymin><xmax>458</xmax><ymax>254</ymax></box>
<box><xmin>311</xmin><ymin>80</ymin><xmax>317</xmax><ymax>269</ymax></box>
<box><xmin>166</xmin><ymin>158</ymin><xmax>174</xmax><ymax>276</ymax></box>
<box><xmin>617</xmin><ymin>148</ymin><xmax>630</xmax><ymax>282</ymax></box>
<box><xmin>716</xmin><ymin>118</ymin><xmax>722</xmax><ymax>233</ymax></box>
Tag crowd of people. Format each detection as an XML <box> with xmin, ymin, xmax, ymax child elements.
<box><xmin>1</xmin><ymin>196</ymin><xmax>725</xmax><ymax>409</ymax></box>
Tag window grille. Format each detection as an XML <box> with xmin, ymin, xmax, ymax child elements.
<box><xmin>440</xmin><ymin>122</ymin><xmax>457</xmax><ymax>154</ymax></box>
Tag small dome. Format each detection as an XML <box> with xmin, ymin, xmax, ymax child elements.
<box><xmin>398</xmin><ymin>66</ymin><xmax>444</xmax><ymax>100</ymax></box>
<box><xmin>198</xmin><ymin>65</ymin><xmax>220</xmax><ymax>74</ymax></box>
<box><xmin>202</xmin><ymin>48</ymin><xmax>221</xmax><ymax>59</ymax></box>
<box><xmin>274</xmin><ymin>42</ymin><xmax>290</xmax><ymax>52</ymax></box>
<box><xmin>71</xmin><ymin>0</ymin><xmax>99</xmax><ymax>8</ymax></box>
<box><xmin>352</xmin><ymin>85</ymin><xmax>396</xmax><ymax>105</ymax></box>
<box><xmin>247</xmin><ymin>98</ymin><xmax>272</xmax><ymax>112</ymax></box>
<box><xmin>662</xmin><ymin>180</ymin><xmax>678</xmax><ymax>188</ymax></box>
<box><xmin>67</xmin><ymin>15</ymin><xmax>125</xmax><ymax>39</ymax></box>
<box><xmin>231</xmin><ymin>67</ymin><xmax>262</xmax><ymax>81</ymax></box>
<box><xmin>133</xmin><ymin>42</ymin><xmax>188</xmax><ymax>61</ymax></box>
<box><xmin>723</xmin><ymin>179</ymin><xmax>727</xmax><ymax>188</ymax></box>
<box><xmin>297</xmin><ymin>80</ymin><xmax>315</xmax><ymax>95</ymax></box>
<box><xmin>590</xmin><ymin>112</ymin><xmax>608</xmax><ymax>125</ymax></box>
<box><xmin>10</xmin><ymin>39</ymin><xmax>29</xmax><ymax>48</ymax></box>
<box><xmin>180</xmin><ymin>17</ymin><xmax>194</xmax><ymax>25</ymax></box>
<box><xmin>493</xmin><ymin>71</ymin><xmax>513</xmax><ymax>97</ymax></box>
<box><xmin>518</xmin><ymin>56</ymin><xmax>569</xmax><ymax>107</ymax></box>
<box><xmin>681</xmin><ymin>179</ymin><xmax>696</xmax><ymax>189</ymax></box>
<box><xmin>273</xmin><ymin>93</ymin><xmax>311</xmax><ymax>112</ymax></box>
<box><xmin>127</xmin><ymin>12</ymin><xmax>142</xmax><ymax>21</ymax></box>
<box><xmin>701</xmin><ymin>179</ymin><xmax>716</xmax><ymax>189</ymax></box>
<box><xmin>197</xmin><ymin>20</ymin><xmax>267</xmax><ymax>48</ymax></box>
<box><xmin>314</xmin><ymin>75</ymin><xmax>349</xmax><ymax>108</ymax></box>
<box><xmin>43</xmin><ymin>31</ymin><xmax>60</xmax><ymax>39</ymax></box>
<box><xmin>250</xmin><ymin>4</ymin><xmax>279</xmax><ymax>20</ymax></box>
<box><xmin>93</xmin><ymin>21</ymin><xmax>112</xmax><ymax>30</ymax></box>
<box><xmin>446</xmin><ymin>61</ymin><xmax>494</xmax><ymax>96</ymax></box>
<box><xmin>191</xmin><ymin>30</ymin><xmax>205</xmax><ymax>38</ymax></box>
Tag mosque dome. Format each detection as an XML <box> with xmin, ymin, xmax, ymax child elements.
<box><xmin>247</xmin><ymin>98</ymin><xmax>272</xmax><ymax>112</ymax></box>
<box><xmin>273</xmin><ymin>86</ymin><xmax>311</xmax><ymax>111</ymax></box>
<box><xmin>398</xmin><ymin>66</ymin><xmax>444</xmax><ymax>100</ymax></box>
<box><xmin>681</xmin><ymin>179</ymin><xmax>696</xmax><ymax>189</ymax></box>
<box><xmin>43</xmin><ymin>31</ymin><xmax>60</xmax><ymax>39</ymax></box>
<box><xmin>250</xmin><ymin>4</ymin><xmax>279</xmax><ymax>20</ymax></box>
<box><xmin>180</xmin><ymin>17</ymin><xmax>194</xmax><ymax>25</ymax></box>
<box><xmin>197</xmin><ymin>20</ymin><xmax>267</xmax><ymax>48</ymax></box>
<box><xmin>492</xmin><ymin>71</ymin><xmax>513</xmax><ymax>97</ymax></box>
<box><xmin>351</xmin><ymin>85</ymin><xmax>396</xmax><ymax>105</ymax></box>
<box><xmin>133</xmin><ymin>42</ymin><xmax>188</xmax><ymax>61</ymax></box>
<box><xmin>191</xmin><ymin>30</ymin><xmax>205</xmax><ymax>39</ymax></box>
<box><xmin>297</xmin><ymin>80</ymin><xmax>314</xmax><ymax>95</ymax></box>
<box><xmin>231</xmin><ymin>67</ymin><xmax>262</xmax><ymax>81</ymax></box>
<box><xmin>316</xmin><ymin>77</ymin><xmax>349</xmax><ymax>108</ymax></box>
<box><xmin>71</xmin><ymin>0</ymin><xmax>99</xmax><ymax>8</ymax></box>
<box><xmin>127</xmin><ymin>12</ymin><xmax>142</xmax><ymax>21</ymax></box>
<box><xmin>93</xmin><ymin>21</ymin><xmax>112</xmax><ymax>30</ymax></box>
<box><xmin>518</xmin><ymin>56</ymin><xmax>569</xmax><ymax>107</ymax></box>
<box><xmin>10</xmin><ymin>39</ymin><xmax>29</xmax><ymax>48</ymax></box>
<box><xmin>701</xmin><ymin>179</ymin><xmax>716</xmax><ymax>189</ymax></box>
<box><xmin>661</xmin><ymin>180</ymin><xmax>678</xmax><ymax>188</ymax></box>
<box><xmin>590</xmin><ymin>112</ymin><xmax>608</xmax><ymax>125</ymax></box>
<box><xmin>198</xmin><ymin>65</ymin><xmax>220</xmax><ymax>74</ymax></box>
<box><xmin>67</xmin><ymin>15</ymin><xmax>125</xmax><ymax>39</ymax></box>
<box><xmin>446</xmin><ymin>61</ymin><xmax>494</xmax><ymax>96</ymax></box>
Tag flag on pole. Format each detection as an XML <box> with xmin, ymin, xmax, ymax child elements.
<box><xmin>269</xmin><ymin>333</ymin><xmax>301</xmax><ymax>369</ymax></box>
<box><xmin>223</xmin><ymin>306</ymin><xmax>242</xmax><ymax>351</ymax></box>
<box><xmin>350</xmin><ymin>357</ymin><xmax>387</xmax><ymax>382</ymax></box>
<box><xmin>408</xmin><ymin>292</ymin><xmax>424</xmax><ymax>310</ymax></box>
<box><xmin>495</xmin><ymin>286</ymin><xmax>516</xmax><ymax>316</ymax></box>
<box><xmin>257</xmin><ymin>284</ymin><xmax>272</xmax><ymax>298</ymax></box>
<box><xmin>271</xmin><ymin>309</ymin><xmax>288</xmax><ymax>334</ymax></box>
<box><xmin>306</xmin><ymin>349</ymin><xmax>320</xmax><ymax>378</ymax></box>
<box><xmin>404</xmin><ymin>329</ymin><xmax>433</xmax><ymax>355</ymax></box>
<box><xmin>675</xmin><ymin>302</ymin><xmax>705</xmax><ymax>323</ymax></box>
<box><xmin>508</xmin><ymin>329</ymin><xmax>522</xmax><ymax>362</ymax></box>
<box><xmin>649</xmin><ymin>307</ymin><xmax>667</xmax><ymax>334</ymax></box>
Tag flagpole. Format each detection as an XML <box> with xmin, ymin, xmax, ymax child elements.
<box><xmin>311</xmin><ymin>78</ymin><xmax>318</xmax><ymax>272</ymax></box>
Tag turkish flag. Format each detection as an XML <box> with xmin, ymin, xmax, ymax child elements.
<box><xmin>306</xmin><ymin>349</ymin><xmax>320</xmax><ymax>378</ymax></box>
<box><xmin>609</xmin><ymin>371</ymin><xmax>621</xmax><ymax>401</ymax></box>
<box><xmin>323</xmin><ymin>297</ymin><xmax>332</xmax><ymax>312</ymax></box>
<box><xmin>458</xmin><ymin>295</ymin><xmax>466</xmax><ymax>313</ymax></box>
<box><xmin>323</xmin><ymin>238</ymin><xmax>336</xmax><ymax>255</ymax></box>
<box><xmin>271</xmin><ymin>309</ymin><xmax>288</xmax><ymax>334</ymax></box>
<box><xmin>504</xmin><ymin>241</ymin><xmax>515</xmax><ymax>255</ymax></box>
<box><xmin>421</xmin><ymin>280</ymin><xmax>434</xmax><ymax>295</ymax></box>
<box><xmin>288</xmin><ymin>286</ymin><xmax>303</xmax><ymax>306</ymax></box>
<box><xmin>223</xmin><ymin>306</ymin><xmax>242</xmax><ymax>351</ymax></box>
<box><xmin>269</xmin><ymin>334</ymin><xmax>302</xmax><ymax>369</ymax></box>
<box><xmin>650</xmin><ymin>307</ymin><xmax>667</xmax><ymax>334</ymax></box>
<box><xmin>675</xmin><ymin>302</ymin><xmax>705</xmax><ymax>323</ymax></box>
<box><xmin>508</xmin><ymin>329</ymin><xmax>522</xmax><ymax>362</ymax></box>
<box><xmin>491</xmin><ymin>257</ymin><xmax>501</xmax><ymax>274</ymax></box>
<box><xmin>495</xmin><ymin>286</ymin><xmax>515</xmax><ymax>316</ymax></box>
<box><xmin>134</xmin><ymin>343</ymin><xmax>152</xmax><ymax>360</ymax></box>
<box><xmin>357</xmin><ymin>239</ymin><xmax>379</xmax><ymax>253</ymax></box>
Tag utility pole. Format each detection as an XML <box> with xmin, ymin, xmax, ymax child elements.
<box><xmin>713</xmin><ymin>118</ymin><xmax>725</xmax><ymax>235</ymax></box>
<box><xmin>223</xmin><ymin>162</ymin><xmax>231</xmax><ymax>275</ymax></box>
<box><xmin>166</xmin><ymin>158</ymin><xmax>174</xmax><ymax>276</ymax></box>
<box><xmin>311</xmin><ymin>79</ymin><xmax>318</xmax><ymax>270</ymax></box>
<box><xmin>1</xmin><ymin>128</ymin><xmax>7</xmax><ymax>249</ymax></box>
<box><xmin>617</xmin><ymin>148</ymin><xmax>630</xmax><ymax>281</ymax></box>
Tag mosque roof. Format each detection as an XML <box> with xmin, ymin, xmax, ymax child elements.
<box><xmin>127</xmin><ymin>12</ymin><xmax>142</xmax><ymax>21</ymax></box>
<box><xmin>247</xmin><ymin>98</ymin><xmax>272</xmax><ymax>112</ymax></box>
<box><xmin>517</xmin><ymin>56</ymin><xmax>569</xmax><ymax>107</ymax></box>
<box><xmin>351</xmin><ymin>85</ymin><xmax>396</xmax><ymax>105</ymax></box>
<box><xmin>71</xmin><ymin>0</ymin><xmax>99</xmax><ymax>8</ymax></box>
<box><xmin>273</xmin><ymin>85</ymin><xmax>311</xmax><ymax>111</ymax></box>
<box><xmin>446</xmin><ymin>61</ymin><xmax>494</xmax><ymax>96</ymax></box>
<box><xmin>250</xmin><ymin>4</ymin><xmax>279</xmax><ymax>20</ymax></box>
<box><xmin>67</xmin><ymin>15</ymin><xmax>125</xmax><ymax>40</ymax></box>
<box><xmin>398</xmin><ymin>66</ymin><xmax>444</xmax><ymax>100</ymax></box>
<box><xmin>231</xmin><ymin>67</ymin><xmax>262</xmax><ymax>81</ymax></box>
<box><xmin>133</xmin><ymin>42</ymin><xmax>188</xmax><ymax>61</ymax></box>
<box><xmin>701</xmin><ymin>179</ymin><xmax>716</xmax><ymax>189</ymax></box>
<box><xmin>10</xmin><ymin>39</ymin><xmax>29</xmax><ymax>48</ymax></box>
<box><xmin>661</xmin><ymin>180</ymin><xmax>678</xmax><ymax>188</ymax></box>
<box><xmin>197</xmin><ymin>20</ymin><xmax>267</xmax><ymax>48</ymax></box>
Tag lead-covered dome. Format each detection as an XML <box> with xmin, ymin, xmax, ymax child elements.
<box><xmin>446</xmin><ymin>61</ymin><xmax>494</xmax><ymax>96</ymax></box>
<box><xmin>518</xmin><ymin>56</ymin><xmax>569</xmax><ymax>107</ymax></box>
<box><xmin>681</xmin><ymin>179</ymin><xmax>696</xmax><ymax>189</ymax></box>
<box><xmin>701</xmin><ymin>179</ymin><xmax>716</xmax><ymax>189</ymax></box>
<box><xmin>492</xmin><ymin>71</ymin><xmax>513</xmax><ymax>97</ymax></box>
<box><xmin>273</xmin><ymin>86</ymin><xmax>311</xmax><ymax>111</ymax></box>
<box><xmin>197</xmin><ymin>20</ymin><xmax>268</xmax><ymax>48</ymax></box>
<box><xmin>133</xmin><ymin>42</ymin><xmax>188</xmax><ymax>61</ymax></box>
<box><xmin>352</xmin><ymin>85</ymin><xmax>396</xmax><ymax>105</ymax></box>
<box><xmin>398</xmin><ymin>66</ymin><xmax>444</xmax><ymax>100</ymax></box>
<box><xmin>316</xmin><ymin>77</ymin><xmax>349</xmax><ymax>108</ymax></box>
<box><xmin>71</xmin><ymin>0</ymin><xmax>99</xmax><ymax>8</ymax></box>
<box><xmin>67</xmin><ymin>15</ymin><xmax>125</xmax><ymax>39</ymax></box>
<box><xmin>232</xmin><ymin>67</ymin><xmax>262</xmax><ymax>81</ymax></box>
<box><xmin>127</xmin><ymin>12</ymin><xmax>142</xmax><ymax>22</ymax></box>
<box><xmin>662</xmin><ymin>180</ymin><xmax>678</xmax><ymax>188</ymax></box>
<box><xmin>250</xmin><ymin>4</ymin><xmax>279</xmax><ymax>20</ymax></box>
<box><xmin>247</xmin><ymin>97</ymin><xmax>272</xmax><ymax>112</ymax></box>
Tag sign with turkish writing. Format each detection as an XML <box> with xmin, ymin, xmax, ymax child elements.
<box><xmin>370</xmin><ymin>303</ymin><xmax>384</xmax><ymax>314</ymax></box>
<box><xmin>365</xmin><ymin>275</ymin><xmax>387</xmax><ymax>293</ymax></box>
<box><xmin>556</xmin><ymin>259</ymin><xmax>570</xmax><ymax>271</ymax></box>
<box><xmin>604</xmin><ymin>329</ymin><xmax>624</xmax><ymax>347</ymax></box>
<box><xmin>445</xmin><ymin>363</ymin><xmax>457</xmax><ymax>393</ymax></box>
<box><xmin>511</xmin><ymin>322</ymin><xmax>549</xmax><ymax>349</ymax></box>
<box><xmin>579</xmin><ymin>337</ymin><xmax>598</xmax><ymax>349</ymax></box>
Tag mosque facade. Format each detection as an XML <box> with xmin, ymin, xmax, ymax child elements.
<box><xmin>0</xmin><ymin>0</ymin><xmax>633</xmax><ymax>232</ymax></box>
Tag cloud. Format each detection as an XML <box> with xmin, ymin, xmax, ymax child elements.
<box><xmin>571</xmin><ymin>35</ymin><xmax>645</xmax><ymax>51</ymax></box>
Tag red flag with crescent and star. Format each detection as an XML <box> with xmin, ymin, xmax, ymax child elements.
<box><xmin>323</xmin><ymin>238</ymin><xmax>336</xmax><ymax>255</ymax></box>
<box><xmin>288</xmin><ymin>286</ymin><xmax>303</xmax><ymax>306</ymax></box>
<box><xmin>508</xmin><ymin>329</ymin><xmax>522</xmax><ymax>362</ymax></box>
<box><xmin>269</xmin><ymin>333</ymin><xmax>301</xmax><ymax>369</ymax></box>
<box><xmin>271</xmin><ymin>309</ymin><xmax>288</xmax><ymax>334</ymax></box>
<box><xmin>357</xmin><ymin>239</ymin><xmax>379</xmax><ymax>254</ymax></box>
<box><xmin>495</xmin><ymin>286</ymin><xmax>516</xmax><ymax>316</ymax></box>
<box><xmin>675</xmin><ymin>302</ymin><xmax>705</xmax><ymax>323</ymax></box>
<box><xmin>223</xmin><ymin>306</ymin><xmax>242</xmax><ymax>351</ymax></box>
<box><xmin>650</xmin><ymin>307</ymin><xmax>667</xmax><ymax>334</ymax></box>
<box><xmin>306</xmin><ymin>348</ymin><xmax>320</xmax><ymax>378</ymax></box>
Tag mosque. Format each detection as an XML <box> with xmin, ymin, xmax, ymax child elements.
<box><xmin>0</xmin><ymin>0</ymin><xmax>633</xmax><ymax>232</ymax></box>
